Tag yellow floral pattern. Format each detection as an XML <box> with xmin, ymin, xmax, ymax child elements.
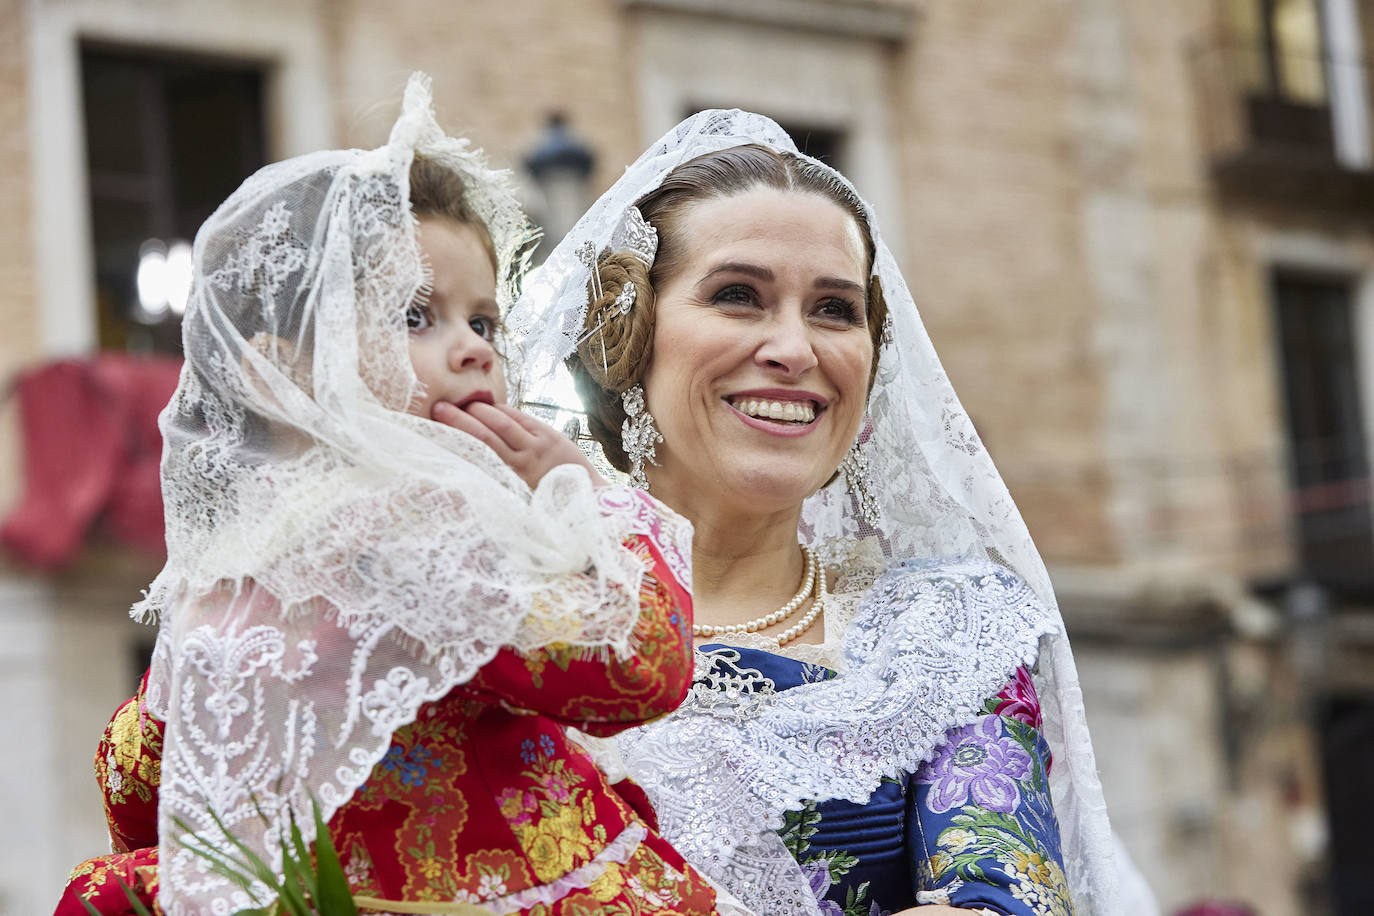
<box><xmin>61</xmin><ymin>535</ymin><xmax>718</xmax><ymax>915</ymax></box>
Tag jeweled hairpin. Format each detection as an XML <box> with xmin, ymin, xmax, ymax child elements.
<box><xmin>612</xmin><ymin>282</ymin><xmax>636</xmax><ymax>316</ymax></box>
<box><xmin>574</xmin><ymin>208</ymin><xmax>657</xmax><ymax>354</ymax></box>
<box><xmin>576</xmin><ymin>240</ymin><xmax>602</xmax><ymax>301</ymax></box>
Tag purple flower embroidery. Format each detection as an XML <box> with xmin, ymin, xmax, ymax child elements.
<box><xmin>802</xmin><ymin>863</ymin><xmax>844</xmax><ymax>915</ymax></box>
<box><xmin>924</xmin><ymin>716</ymin><xmax>1031</xmax><ymax>814</ymax></box>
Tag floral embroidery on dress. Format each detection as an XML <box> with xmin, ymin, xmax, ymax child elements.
<box><xmin>780</xmin><ymin>794</ymin><xmax>893</xmax><ymax>916</ymax></box>
<box><xmin>62</xmin><ymin>534</ymin><xmax>720</xmax><ymax>915</ymax></box>
<box><xmin>924</xmin><ymin>716</ymin><xmax>1032</xmax><ymax>814</ymax></box>
<box><xmin>101</xmin><ymin>697</ymin><xmax>160</xmax><ymax>802</ymax></box>
<box><xmin>499</xmin><ymin>728</ymin><xmax>604</xmax><ymax>883</ymax></box>
<box><xmin>915</xmin><ymin>667</ymin><xmax>1073</xmax><ymax>916</ymax></box>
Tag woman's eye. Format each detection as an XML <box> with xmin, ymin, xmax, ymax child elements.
<box><xmin>469</xmin><ymin>315</ymin><xmax>498</xmax><ymax>341</ymax></box>
<box><xmin>817</xmin><ymin>297</ymin><xmax>862</xmax><ymax>325</ymax></box>
<box><xmin>712</xmin><ymin>284</ymin><xmax>759</xmax><ymax>307</ymax></box>
<box><xmin>405</xmin><ymin>302</ymin><xmax>433</xmax><ymax>332</ymax></box>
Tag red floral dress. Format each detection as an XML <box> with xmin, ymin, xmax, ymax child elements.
<box><xmin>56</xmin><ymin>530</ymin><xmax>718</xmax><ymax>916</ymax></box>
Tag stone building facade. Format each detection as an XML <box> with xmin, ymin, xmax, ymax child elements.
<box><xmin>4</xmin><ymin>1</ymin><xmax>1372</xmax><ymax>914</ymax></box>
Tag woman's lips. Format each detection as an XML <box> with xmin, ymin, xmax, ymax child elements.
<box><xmin>724</xmin><ymin>399</ymin><xmax>822</xmax><ymax>437</ymax></box>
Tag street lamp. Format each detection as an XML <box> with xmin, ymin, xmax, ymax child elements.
<box><xmin>524</xmin><ymin>113</ymin><xmax>596</xmax><ymax>261</ymax></box>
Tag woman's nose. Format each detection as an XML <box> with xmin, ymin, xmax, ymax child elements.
<box><xmin>755</xmin><ymin>310</ymin><xmax>819</xmax><ymax>377</ymax></box>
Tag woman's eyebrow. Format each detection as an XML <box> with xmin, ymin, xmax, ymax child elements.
<box><xmin>700</xmin><ymin>262</ymin><xmax>774</xmax><ymax>284</ymax></box>
<box><xmin>815</xmin><ymin>277</ymin><xmax>865</xmax><ymax>295</ymax></box>
<box><xmin>698</xmin><ymin>262</ymin><xmax>863</xmax><ymax>296</ymax></box>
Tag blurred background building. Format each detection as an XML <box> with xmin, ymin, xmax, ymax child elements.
<box><xmin>2</xmin><ymin>0</ymin><xmax>1373</xmax><ymax>913</ymax></box>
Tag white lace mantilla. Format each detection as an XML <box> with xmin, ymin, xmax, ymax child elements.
<box><xmin>513</xmin><ymin>108</ymin><xmax>1120</xmax><ymax>915</ymax></box>
<box><xmin>139</xmin><ymin>75</ymin><xmax>699</xmax><ymax>916</ymax></box>
<box><xmin>614</xmin><ymin>559</ymin><xmax>1059</xmax><ymax>916</ymax></box>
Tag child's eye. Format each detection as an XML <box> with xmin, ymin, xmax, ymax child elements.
<box><xmin>469</xmin><ymin>315</ymin><xmax>498</xmax><ymax>341</ymax></box>
<box><xmin>405</xmin><ymin>302</ymin><xmax>433</xmax><ymax>332</ymax></box>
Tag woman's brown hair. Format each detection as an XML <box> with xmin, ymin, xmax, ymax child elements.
<box><xmin>568</xmin><ymin>144</ymin><xmax>888</xmax><ymax>472</ymax></box>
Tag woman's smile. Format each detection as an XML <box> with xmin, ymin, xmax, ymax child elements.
<box><xmin>724</xmin><ymin>388</ymin><xmax>827</xmax><ymax>436</ymax></box>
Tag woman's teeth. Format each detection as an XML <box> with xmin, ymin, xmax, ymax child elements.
<box><xmin>732</xmin><ymin>398</ymin><xmax>817</xmax><ymax>423</ymax></box>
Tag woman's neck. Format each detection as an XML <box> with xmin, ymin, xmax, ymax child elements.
<box><xmin>667</xmin><ymin>494</ymin><xmax>811</xmax><ymax>637</ymax></box>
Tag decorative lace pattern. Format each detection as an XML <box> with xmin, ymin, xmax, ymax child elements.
<box><xmin>615</xmin><ymin>561</ymin><xmax>1060</xmax><ymax>915</ymax></box>
<box><xmin>510</xmin><ymin>109</ymin><xmax>1119</xmax><ymax>914</ymax></box>
<box><xmin>139</xmin><ymin>75</ymin><xmax>695</xmax><ymax>916</ymax></box>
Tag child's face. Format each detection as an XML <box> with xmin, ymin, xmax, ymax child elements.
<box><xmin>406</xmin><ymin>217</ymin><xmax>508</xmax><ymax>420</ymax></box>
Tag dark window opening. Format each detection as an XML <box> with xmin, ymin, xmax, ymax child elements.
<box><xmin>82</xmin><ymin>46</ymin><xmax>268</xmax><ymax>355</ymax></box>
<box><xmin>1318</xmin><ymin>694</ymin><xmax>1374</xmax><ymax>914</ymax></box>
<box><xmin>1272</xmin><ymin>270</ymin><xmax>1374</xmax><ymax>594</ymax></box>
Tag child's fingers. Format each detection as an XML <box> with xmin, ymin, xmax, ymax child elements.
<box><xmin>433</xmin><ymin>402</ymin><xmax>512</xmax><ymax>458</ymax></box>
<box><xmin>501</xmin><ymin>404</ymin><xmax>558</xmax><ymax>437</ymax></box>
<box><xmin>466</xmin><ymin>402</ymin><xmax>537</xmax><ymax>452</ymax></box>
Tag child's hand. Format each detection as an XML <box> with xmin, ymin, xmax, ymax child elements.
<box><xmin>433</xmin><ymin>401</ymin><xmax>608</xmax><ymax>490</ymax></box>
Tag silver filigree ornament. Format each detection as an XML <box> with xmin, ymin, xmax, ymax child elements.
<box><xmin>576</xmin><ymin>239</ymin><xmax>603</xmax><ymax>303</ymax></box>
<box><xmin>621</xmin><ymin>384</ymin><xmax>663</xmax><ymax>490</ymax></box>
<box><xmin>686</xmin><ymin>647</ymin><xmax>779</xmax><ymax>722</ymax></box>
<box><xmin>612</xmin><ymin>281</ymin><xmax>636</xmax><ymax>316</ymax></box>
<box><xmin>840</xmin><ymin>433</ymin><xmax>881</xmax><ymax>529</ymax></box>
<box><xmin>608</xmin><ymin>205</ymin><xmax>658</xmax><ymax>265</ymax></box>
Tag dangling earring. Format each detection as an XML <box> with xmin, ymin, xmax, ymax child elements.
<box><xmin>621</xmin><ymin>385</ymin><xmax>662</xmax><ymax>490</ymax></box>
<box><xmin>840</xmin><ymin>435</ymin><xmax>881</xmax><ymax>528</ymax></box>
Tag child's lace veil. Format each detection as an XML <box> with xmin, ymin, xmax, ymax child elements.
<box><xmin>512</xmin><ymin>110</ymin><xmax>1119</xmax><ymax>915</ymax></box>
<box><xmin>139</xmin><ymin>74</ymin><xmax>663</xmax><ymax>915</ymax></box>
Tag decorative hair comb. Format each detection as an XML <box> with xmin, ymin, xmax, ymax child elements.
<box><xmin>608</xmin><ymin>206</ymin><xmax>657</xmax><ymax>266</ymax></box>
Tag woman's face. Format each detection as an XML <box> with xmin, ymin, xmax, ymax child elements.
<box><xmin>406</xmin><ymin>216</ymin><xmax>507</xmax><ymax>419</ymax></box>
<box><xmin>641</xmin><ymin>187</ymin><xmax>873</xmax><ymax>515</ymax></box>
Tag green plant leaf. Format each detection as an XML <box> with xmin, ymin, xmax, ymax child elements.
<box><xmin>113</xmin><ymin>875</ymin><xmax>155</xmax><ymax>916</ymax></box>
<box><xmin>311</xmin><ymin>798</ymin><xmax>359</xmax><ymax>916</ymax></box>
<box><xmin>288</xmin><ymin>815</ymin><xmax>319</xmax><ymax>905</ymax></box>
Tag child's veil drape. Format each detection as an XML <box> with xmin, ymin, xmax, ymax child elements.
<box><xmin>139</xmin><ymin>74</ymin><xmax>674</xmax><ymax>916</ymax></box>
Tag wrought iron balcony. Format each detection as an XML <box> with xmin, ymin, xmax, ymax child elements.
<box><xmin>1192</xmin><ymin>40</ymin><xmax>1374</xmax><ymax>214</ymax></box>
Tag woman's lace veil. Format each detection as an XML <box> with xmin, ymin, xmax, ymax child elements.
<box><xmin>138</xmin><ymin>74</ymin><xmax>660</xmax><ymax>915</ymax></box>
<box><xmin>512</xmin><ymin>110</ymin><xmax>1119</xmax><ymax>915</ymax></box>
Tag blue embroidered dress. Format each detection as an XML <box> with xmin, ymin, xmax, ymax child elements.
<box><xmin>696</xmin><ymin>593</ymin><xmax>1073</xmax><ymax>916</ymax></box>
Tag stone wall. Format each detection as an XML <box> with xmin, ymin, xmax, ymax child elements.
<box><xmin>2</xmin><ymin>1</ymin><xmax>1357</xmax><ymax>912</ymax></box>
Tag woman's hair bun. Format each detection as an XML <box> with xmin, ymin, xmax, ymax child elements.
<box><xmin>566</xmin><ymin>250</ymin><xmax>657</xmax><ymax>472</ymax></box>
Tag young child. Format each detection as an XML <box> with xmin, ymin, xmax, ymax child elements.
<box><xmin>56</xmin><ymin>76</ymin><xmax>718</xmax><ymax>916</ymax></box>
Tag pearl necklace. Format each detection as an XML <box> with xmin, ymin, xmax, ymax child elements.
<box><xmin>692</xmin><ymin>545</ymin><xmax>827</xmax><ymax>647</ymax></box>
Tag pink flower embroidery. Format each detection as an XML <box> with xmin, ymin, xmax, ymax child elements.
<box><xmin>544</xmin><ymin>773</ymin><xmax>572</xmax><ymax>804</ymax></box>
<box><xmin>991</xmin><ymin>666</ymin><xmax>1041</xmax><ymax>729</ymax></box>
<box><xmin>496</xmin><ymin>787</ymin><xmax>539</xmax><ymax>826</ymax></box>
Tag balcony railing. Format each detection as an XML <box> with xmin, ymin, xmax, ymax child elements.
<box><xmin>1192</xmin><ymin>40</ymin><xmax>1374</xmax><ymax>213</ymax></box>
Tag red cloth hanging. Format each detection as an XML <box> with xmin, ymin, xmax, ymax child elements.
<box><xmin>1</xmin><ymin>354</ymin><xmax>182</xmax><ymax>569</ymax></box>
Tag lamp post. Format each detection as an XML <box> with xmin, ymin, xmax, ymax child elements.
<box><xmin>524</xmin><ymin>113</ymin><xmax>595</xmax><ymax>261</ymax></box>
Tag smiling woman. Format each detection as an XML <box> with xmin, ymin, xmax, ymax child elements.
<box><xmin>641</xmin><ymin>188</ymin><xmax>873</xmax><ymax>520</ymax></box>
<box><xmin>515</xmin><ymin>112</ymin><xmax>1119</xmax><ymax>916</ymax></box>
